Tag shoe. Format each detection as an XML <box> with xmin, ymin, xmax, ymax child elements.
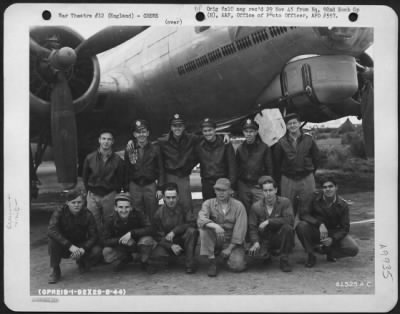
<box><xmin>263</xmin><ymin>256</ymin><xmax>272</xmax><ymax>265</ymax></box>
<box><xmin>77</xmin><ymin>259</ymin><xmax>90</xmax><ymax>274</ymax></box>
<box><xmin>305</xmin><ymin>253</ymin><xmax>317</xmax><ymax>268</ymax></box>
<box><xmin>142</xmin><ymin>262</ymin><xmax>157</xmax><ymax>274</ymax></box>
<box><xmin>279</xmin><ymin>258</ymin><xmax>292</xmax><ymax>272</ymax></box>
<box><xmin>112</xmin><ymin>256</ymin><xmax>132</xmax><ymax>272</ymax></box>
<box><xmin>207</xmin><ymin>258</ymin><xmax>217</xmax><ymax>277</ymax></box>
<box><xmin>48</xmin><ymin>267</ymin><xmax>61</xmax><ymax>284</ymax></box>
<box><xmin>185</xmin><ymin>266</ymin><xmax>196</xmax><ymax>274</ymax></box>
<box><xmin>326</xmin><ymin>254</ymin><xmax>337</xmax><ymax>262</ymax></box>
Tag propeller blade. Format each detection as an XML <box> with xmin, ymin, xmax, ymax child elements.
<box><xmin>360</xmin><ymin>80</ymin><xmax>374</xmax><ymax>158</ymax></box>
<box><xmin>30</xmin><ymin>37</ymin><xmax>51</xmax><ymax>58</ymax></box>
<box><xmin>75</xmin><ymin>26</ymin><xmax>149</xmax><ymax>58</ymax></box>
<box><xmin>50</xmin><ymin>71</ymin><xmax>78</xmax><ymax>188</ymax></box>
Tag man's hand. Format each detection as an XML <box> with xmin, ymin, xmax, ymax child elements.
<box><xmin>248</xmin><ymin>242</ymin><xmax>260</xmax><ymax>256</ymax></box>
<box><xmin>221</xmin><ymin>246</ymin><xmax>233</xmax><ymax>259</ymax></box>
<box><xmin>320</xmin><ymin>237</ymin><xmax>333</xmax><ymax>247</ymax></box>
<box><xmin>171</xmin><ymin>244</ymin><xmax>184</xmax><ymax>256</ymax></box>
<box><xmin>119</xmin><ymin>232</ymin><xmax>132</xmax><ymax>245</ymax></box>
<box><xmin>214</xmin><ymin>224</ymin><xmax>225</xmax><ymax>242</ymax></box>
<box><xmin>69</xmin><ymin>245</ymin><xmax>82</xmax><ymax>260</ymax></box>
<box><xmin>319</xmin><ymin>224</ymin><xmax>328</xmax><ymax>240</ymax></box>
<box><xmin>258</xmin><ymin>220</ymin><xmax>269</xmax><ymax>231</ymax></box>
<box><xmin>223</xmin><ymin>134</ymin><xmax>230</xmax><ymax>144</ymax></box>
<box><xmin>156</xmin><ymin>190</ymin><xmax>163</xmax><ymax>200</ymax></box>
<box><xmin>126</xmin><ymin>140</ymin><xmax>135</xmax><ymax>152</ymax></box>
<box><xmin>165</xmin><ymin>231</ymin><xmax>175</xmax><ymax>242</ymax></box>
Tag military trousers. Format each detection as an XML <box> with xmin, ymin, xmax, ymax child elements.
<box><xmin>199</xmin><ymin>228</ymin><xmax>246</xmax><ymax>272</ymax></box>
<box><xmin>48</xmin><ymin>238</ymin><xmax>102</xmax><ymax>268</ymax></box>
<box><xmin>296</xmin><ymin>221</ymin><xmax>359</xmax><ymax>258</ymax></box>
<box><xmin>151</xmin><ymin>227</ymin><xmax>199</xmax><ymax>268</ymax></box>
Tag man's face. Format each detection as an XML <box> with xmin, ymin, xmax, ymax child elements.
<box><xmin>322</xmin><ymin>181</ymin><xmax>338</xmax><ymax>198</ymax></box>
<box><xmin>115</xmin><ymin>200</ymin><xmax>132</xmax><ymax>219</ymax></box>
<box><xmin>243</xmin><ymin>128</ymin><xmax>257</xmax><ymax>143</ymax></box>
<box><xmin>163</xmin><ymin>190</ymin><xmax>179</xmax><ymax>209</ymax></box>
<box><xmin>202</xmin><ymin>127</ymin><xmax>217</xmax><ymax>142</ymax></box>
<box><xmin>262</xmin><ymin>183</ymin><xmax>277</xmax><ymax>203</ymax></box>
<box><xmin>133</xmin><ymin>129</ymin><xmax>149</xmax><ymax>144</ymax></box>
<box><xmin>286</xmin><ymin>118</ymin><xmax>301</xmax><ymax>134</ymax></box>
<box><xmin>98</xmin><ymin>132</ymin><xmax>114</xmax><ymax>150</ymax></box>
<box><xmin>171</xmin><ymin>124</ymin><xmax>185</xmax><ymax>138</ymax></box>
<box><xmin>214</xmin><ymin>187</ymin><xmax>230</xmax><ymax>202</ymax></box>
<box><xmin>67</xmin><ymin>196</ymin><xmax>84</xmax><ymax>215</ymax></box>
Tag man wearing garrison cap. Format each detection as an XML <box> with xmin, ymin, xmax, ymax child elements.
<box><xmin>47</xmin><ymin>190</ymin><xmax>102</xmax><ymax>284</ymax></box>
<box><xmin>236</xmin><ymin>118</ymin><xmax>274</xmax><ymax>215</ymax></box>
<box><xmin>125</xmin><ymin>119</ymin><xmax>163</xmax><ymax>220</ymax></box>
<box><xmin>273</xmin><ymin>113</ymin><xmax>320</xmax><ymax>221</ymax></box>
<box><xmin>198</xmin><ymin>178</ymin><xmax>247</xmax><ymax>277</ymax></box>
<box><xmin>194</xmin><ymin>118</ymin><xmax>237</xmax><ymax>201</ymax></box>
<box><xmin>102</xmin><ymin>191</ymin><xmax>156</xmax><ymax>273</ymax></box>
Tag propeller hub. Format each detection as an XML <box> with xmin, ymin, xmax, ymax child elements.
<box><xmin>50</xmin><ymin>47</ymin><xmax>77</xmax><ymax>71</ymax></box>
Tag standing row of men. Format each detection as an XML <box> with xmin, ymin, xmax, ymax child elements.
<box><xmin>47</xmin><ymin>112</ymin><xmax>358</xmax><ymax>282</ymax></box>
<box><xmin>81</xmin><ymin>112</ymin><xmax>318</xmax><ymax>231</ymax></box>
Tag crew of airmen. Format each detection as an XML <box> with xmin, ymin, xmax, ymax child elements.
<box><xmin>47</xmin><ymin>113</ymin><xmax>359</xmax><ymax>283</ymax></box>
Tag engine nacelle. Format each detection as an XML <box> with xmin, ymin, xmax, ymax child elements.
<box><xmin>257</xmin><ymin>55</ymin><xmax>358</xmax><ymax>110</ymax></box>
<box><xmin>30</xmin><ymin>26</ymin><xmax>100</xmax><ymax>117</ymax></box>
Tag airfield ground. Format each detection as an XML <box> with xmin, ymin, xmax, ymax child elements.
<box><xmin>30</xmin><ymin>163</ymin><xmax>374</xmax><ymax>295</ymax></box>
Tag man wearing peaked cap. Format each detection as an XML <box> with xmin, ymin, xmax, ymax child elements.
<box><xmin>194</xmin><ymin>117</ymin><xmax>237</xmax><ymax>201</ymax></box>
<box><xmin>125</xmin><ymin>119</ymin><xmax>163</xmax><ymax>221</ymax></box>
<box><xmin>157</xmin><ymin>113</ymin><xmax>202</xmax><ymax>215</ymax></box>
<box><xmin>169</xmin><ymin>113</ymin><xmax>185</xmax><ymax>125</ymax></box>
<box><xmin>273</xmin><ymin>113</ymin><xmax>320</xmax><ymax>223</ymax></box>
<box><xmin>236</xmin><ymin>118</ymin><xmax>273</xmax><ymax>215</ymax></box>
<box><xmin>82</xmin><ymin>129</ymin><xmax>125</xmax><ymax>241</ymax></box>
<box><xmin>197</xmin><ymin>178</ymin><xmax>248</xmax><ymax>277</ymax></box>
<box><xmin>200</xmin><ymin>117</ymin><xmax>217</xmax><ymax>129</ymax></box>
<box><xmin>102</xmin><ymin>191</ymin><xmax>157</xmax><ymax>274</ymax></box>
<box><xmin>283</xmin><ymin>113</ymin><xmax>300</xmax><ymax>124</ymax></box>
<box><xmin>242</xmin><ymin>118</ymin><xmax>259</xmax><ymax>130</ymax></box>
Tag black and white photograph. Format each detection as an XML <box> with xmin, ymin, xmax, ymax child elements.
<box><xmin>3</xmin><ymin>3</ymin><xmax>398</xmax><ymax>312</ymax></box>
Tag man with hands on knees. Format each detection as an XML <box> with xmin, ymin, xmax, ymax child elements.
<box><xmin>197</xmin><ymin>178</ymin><xmax>247</xmax><ymax>277</ymax></box>
<box><xmin>247</xmin><ymin>176</ymin><xmax>294</xmax><ymax>272</ymax></box>
<box><xmin>102</xmin><ymin>192</ymin><xmax>157</xmax><ymax>273</ymax></box>
<box><xmin>296</xmin><ymin>177</ymin><xmax>359</xmax><ymax>268</ymax></box>
<box><xmin>151</xmin><ymin>183</ymin><xmax>199</xmax><ymax>274</ymax></box>
<box><xmin>47</xmin><ymin>190</ymin><xmax>102</xmax><ymax>284</ymax></box>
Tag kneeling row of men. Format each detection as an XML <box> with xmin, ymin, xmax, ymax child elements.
<box><xmin>47</xmin><ymin>176</ymin><xmax>359</xmax><ymax>284</ymax></box>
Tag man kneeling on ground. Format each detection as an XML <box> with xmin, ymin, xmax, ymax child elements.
<box><xmin>47</xmin><ymin>190</ymin><xmax>102</xmax><ymax>284</ymax></box>
<box><xmin>151</xmin><ymin>182</ymin><xmax>199</xmax><ymax>274</ymax></box>
<box><xmin>197</xmin><ymin>178</ymin><xmax>247</xmax><ymax>277</ymax></box>
<box><xmin>102</xmin><ymin>192</ymin><xmax>156</xmax><ymax>273</ymax></box>
<box><xmin>247</xmin><ymin>176</ymin><xmax>294</xmax><ymax>272</ymax></box>
<box><xmin>296</xmin><ymin>177</ymin><xmax>359</xmax><ymax>268</ymax></box>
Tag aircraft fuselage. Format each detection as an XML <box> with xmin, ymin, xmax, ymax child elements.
<box><xmin>94</xmin><ymin>26</ymin><xmax>372</xmax><ymax>136</ymax></box>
